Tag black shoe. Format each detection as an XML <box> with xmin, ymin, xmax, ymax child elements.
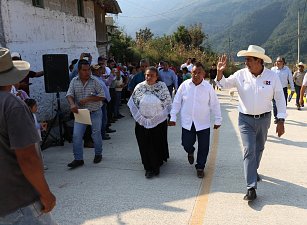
<box><xmin>257</xmin><ymin>173</ymin><xmax>261</xmax><ymax>182</ymax></box>
<box><xmin>196</xmin><ymin>169</ymin><xmax>204</xmax><ymax>178</ymax></box>
<box><xmin>243</xmin><ymin>188</ymin><xmax>257</xmax><ymax>201</ymax></box>
<box><xmin>274</xmin><ymin>118</ymin><xmax>278</xmax><ymax>124</ymax></box>
<box><xmin>67</xmin><ymin>160</ymin><xmax>84</xmax><ymax>168</ymax></box>
<box><xmin>84</xmin><ymin>141</ymin><xmax>94</xmax><ymax>148</ymax></box>
<box><xmin>102</xmin><ymin>136</ymin><xmax>111</xmax><ymax>140</ymax></box>
<box><xmin>145</xmin><ymin>169</ymin><xmax>159</xmax><ymax>179</ymax></box>
<box><xmin>106</xmin><ymin>128</ymin><xmax>116</xmax><ymax>133</ymax></box>
<box><xmin>117</xmin><ymin>114</ymin><xmax>125</xmax><ymax>118</ymax></box>
<box><xmin>188</xmin><ymin>153</ymin><xmax>194</xmax><ymax>165</ymax></box>
<box><xmin>93</xmin><ymin>155</ymin><xmax>102</xmax><ymax>164</ymax></box>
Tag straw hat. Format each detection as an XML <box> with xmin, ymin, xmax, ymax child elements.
<box><xmin>237</xmin><ymin>45</ymin><xmax>272</xmax><ymax>63</ymax></box>
<box><xmin>296</xmin><ymin>62</ymin><xmax>306</xmax><ymax>68</ymax></box>
<box><xmin>0</xmin><ymin>48</ymin><xmax>30</xmax><ymax>86</ymax></box>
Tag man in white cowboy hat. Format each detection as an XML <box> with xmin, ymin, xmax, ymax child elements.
<box><xmin>271</xmin><ymin>56</ymin><xmax>294</xmax><ymax>121</ymax></box>
<box><xmin>216</xmin><ymin>45</ymin><xmax>286</xmax><ymax>201</ymax></box>
<box><xmin>293</xmin><ymin>62</ymin><xmax>306</xmax><ymax>110</ymax></box>
<box><xmin>0</xmin><ymin>48</ymin><xmax>57</xmax><ymax>224</ymax></box>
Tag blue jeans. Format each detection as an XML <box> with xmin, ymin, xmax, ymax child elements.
<box><xmin>181</xmin><ymin>123</ymin><xmax>210</xmax><ymax>170</ymax></box>
<box><xmin>73</xmin><ymin>109</ymin><xmax>103</xmax><ymax>160</ymax></box>
<box><xmin>0</xmin><ymin>201</ymin><xmax>57</xmax><ymax>225</ymax></box>
<box><xmin>238</xmin><ymin>112</ymin><xmax>271</xmax><ymax>189</ymax></box>
<box><xmin>101</xmin><ymin>104</ymin><xmax>107</xmax><ymax>138</ymax></box>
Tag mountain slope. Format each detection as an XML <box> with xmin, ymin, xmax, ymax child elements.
<box><xmin>122</xmin><ymin>0</ymin><xmax>306</xmax><ymax>62</ymax></box>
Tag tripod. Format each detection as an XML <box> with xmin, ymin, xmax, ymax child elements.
<box><xmin>41</xmin><ymin>91</ymin><xmax>65</xmax><ymax>149</ymax></box>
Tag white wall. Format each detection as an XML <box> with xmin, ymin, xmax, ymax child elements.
<box><xmin>1</xmin><ymin>0</ymin><xmax>100</xmax><ymax>120</ymax></box>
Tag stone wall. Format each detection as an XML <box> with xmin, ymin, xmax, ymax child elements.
<box><xmin>1</xmin><ymin>0</ymin><xmax>101</xmax><ymax>121</ymax></box>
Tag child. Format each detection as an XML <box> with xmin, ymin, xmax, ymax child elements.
<box><xmin>24</xmin><ymin>98</ymin><xmax>48</xmax><ymax>170</ymax></box>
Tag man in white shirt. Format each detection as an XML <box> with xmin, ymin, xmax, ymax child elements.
<box><xmin>271</xmin><ymin>57</ymin><xmax>294</xmax><ymax>123</ymax></box>
<box><xmin>299</xmin><ymin>72</ymin><xmax>307</xmax><ymax>106</ymax></box>
<box><xmin>216</xmin><ymin>45</ymin><xmax>286</xmax><ymax>201</ymax></box>
<box><xmin>169</xmin><ymin>62</ymin><xmax>222</xmax><ymax>178</ymax></box>
<box><xmin>180</xmin><ymin>58</ymin><xmax>193</xmax><ymax>72</ymax></box>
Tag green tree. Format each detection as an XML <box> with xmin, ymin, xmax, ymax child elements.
<box><xmin>109</xmin><ymin>29</ymin><xmax>137</xmax><ymax>64</ymax></box>
<box><xmin>173</xmin><ymin>25</ymin><xmax>191</xmax><ymax>49</ymax></box>
<box><xmin>188</xmin><ymin>23</ymin><xmax>207</xmax><ymax>49</ymax></box>
<box><xmin>136</xmin><ymin>27</ymin><xmax>154</xmax><ymax>44</ymax></box>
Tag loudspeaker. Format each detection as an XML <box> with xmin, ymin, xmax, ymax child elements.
<box><xmin>43</xmin><ymin>54</ymin><xmax>69</xmax><ymax>93</ymax></box>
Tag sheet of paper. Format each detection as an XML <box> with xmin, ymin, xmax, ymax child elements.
<box><xmin>73</xmin><ymin>109</ymin><xmax>92</xmax><ymax>125</ymax></box>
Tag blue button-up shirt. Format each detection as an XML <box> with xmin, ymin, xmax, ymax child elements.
<box><xmin>128</xmin><ymin>71</ymin><xmax>145</xmax><ymax>91</ymax></box>
<box><xmin>159</xmin><ymin>69</ymin><xmax>178</xmax><ymax>90</ymax></box>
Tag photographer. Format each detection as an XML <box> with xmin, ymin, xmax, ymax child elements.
<box><xmin>69</xmin><ymin>53</ymin><xmax>92</xmax><ymax>80</ymax></box>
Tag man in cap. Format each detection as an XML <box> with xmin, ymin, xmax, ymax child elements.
<box><xmin>216</xmin><ymin>45</ymin><xmax>286</xmax><ymax>201</ymax></box>
<box><xmin>0</xmin><ymin>48</ymin><xmax>57</xmax><ymax>224</ymax></box>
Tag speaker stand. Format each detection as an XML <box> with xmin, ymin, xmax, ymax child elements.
<box><xmin>41</xmin><ymin>92</ymin><xmax>65</xmax><ymax>149</ymax></box>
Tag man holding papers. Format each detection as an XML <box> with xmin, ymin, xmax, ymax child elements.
<box><xmin>66</xmin><ymin>59</ymin><xmax>105</xmax><ymax>168</ymax></box>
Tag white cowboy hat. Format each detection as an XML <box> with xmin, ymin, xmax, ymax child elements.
<box><xmin>237</xmin><ymin>45</ymin><xmax>272</xmax><ymax>63</ymax></box>
<box><xmin>296</xmin><ymin>62</ymin><xmax>306</xmax><ymax>68</ymax></box>
<box><xmin>0</xmin><ymin>48</ymin><xmax>30</xmax><ymax>86</ymax></box>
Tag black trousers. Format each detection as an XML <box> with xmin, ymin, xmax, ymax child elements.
<box><xmin>135</xmin><ymin>120</ymin><xmax>169</xmax><ymax>171</ymax></box>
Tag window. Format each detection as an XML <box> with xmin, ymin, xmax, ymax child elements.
<box><xmin>77</xmin><ymin>0</ymin><xmax>84</xmax><ymax>17</ymax></box>
<box><xmin>32</xmin><ymin>0</ymin><xmax>44</xmax><ymax>8</ymax></box>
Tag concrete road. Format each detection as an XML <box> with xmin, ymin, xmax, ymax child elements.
<box><xmin>44</xmin><ymin>90</ymin><xmax>307</xmax><ymax>225</ymax></box>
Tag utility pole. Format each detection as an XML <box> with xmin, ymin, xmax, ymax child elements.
<box><xmin>298</xmin><ymin>10</ymin><xmax>300</xmax><ymax>63</ymax></box>
<box><xmin>228</xmin><ymin>36</ymin><xmax>233</xmax><ymax>62</ymax></box>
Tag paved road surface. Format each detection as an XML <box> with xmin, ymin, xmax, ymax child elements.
<box><xmin>44</xmin><ymin>90</ymin><xmax>307</xmax><ymax>225</ymax></box>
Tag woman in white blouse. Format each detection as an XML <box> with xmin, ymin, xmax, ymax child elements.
<box><xmin>127</xmin><ymin>66</ymin><xmax>172</xmax><ymax>178</ymax></box>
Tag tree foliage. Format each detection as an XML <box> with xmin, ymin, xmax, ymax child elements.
<box><xmin>109</xmin><ymin>25</ymin><xmax>237</xmax><ymax>74</ymax></box>
<box><xmin>136</xmin><ymin>27</ymin><xmax>154</xmax><ymax>46</ymax></box>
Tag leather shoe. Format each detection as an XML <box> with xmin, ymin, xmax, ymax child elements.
<box><xmin>67</xmin><ymin>160</ymin><xmax>84</xmax><ymax>168</ymax></box>
<box><xmin>106</xmin><ymin>128</ymin><xmax>116</xmax><ymax>133</ymax></box>
<box><xmin>145</xmin><ymin>169</ymin><xmax>159</xmax><ymax>179</ymax></box>
<box><xmin>102</xmin><ymin>136</ymin><xmax>111</xmax><ymax>140</ymax></box>
<box><xmin>188</xmin><ymin>153</ymin><xmax>194</xmax><ymax>164</ymax></box>
<box><xmin>196</xmin><ymin>169</ymin><xmax>204</xmax><ymax>178</ymax></box>
<box><xmin>93</xmin><ymin>155</ymin><xmax>102</xmax><ymax>164</ymax></box>
<box><xmin>243</xmin><ymin>188</ymin><xmax>257</xmax><ymax>201</ymax></box>
<box><xmin>257</xmin><ymin>173</ymin><xmax>261</xmax><ymax>182</ymax></box>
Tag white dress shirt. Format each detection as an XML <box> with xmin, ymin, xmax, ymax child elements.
<box><xmin>271</xmin><ymin>66</ymin><xmax>295</xmax><ymax>91</ymax></box>
<box><xmin>170</xmin><ymin>79</ymin><xmax>222</xmax><ymax>131</ymax></box>
<box><xmin>302</xmin><ymin>73</ymin><xmax>307</xmax><ymax>86</ymax></box>
<box><xmin>217</xmin><ymin>67</ymin><xmax>287</xmax><ymax>119</ymax></box>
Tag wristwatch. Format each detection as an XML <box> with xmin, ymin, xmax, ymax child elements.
<box><xmin>277</xmin><ymin>118</ymin><xmax>285</xmax><ymax>123</ymax></box>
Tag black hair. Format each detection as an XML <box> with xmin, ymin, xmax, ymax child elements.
<box><xmin>71</xmin><ymin>59</ymin><xmax>78</xmax><ymax>65</ymax></box>
<box><xmin>182</xmin><ymin>67</ymin><xmax>189</xmax><ymax>72</ymax></box>
<box><xmin>194</xmin><ymin>62</ymin><xmax>205</xmax><ymax>70</ymax></box>
<box><xmin>78</xmin><ymin>59</ymin><xmax>90</xmax><ymax>70</ymax></box>
<box><xmin>24</xmin><ymin>98</ymin><xmax>37</xmax><ymax>109</ymax></box>
<box><xmin>145</xmin><ymin>66</ymin><xmax>161</xmax><ymax>82</ymax></box>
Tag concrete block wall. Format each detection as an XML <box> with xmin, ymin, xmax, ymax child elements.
<box><xmin>0</xmin><ymin>0</ymin><xmax>101</xmax><ymax>121</ymax></box>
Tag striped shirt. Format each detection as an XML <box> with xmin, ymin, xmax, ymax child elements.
<box><xmin>66</xmin><ymin>75</ymin><xmax>104</xmax><ymax>112</ymax></box>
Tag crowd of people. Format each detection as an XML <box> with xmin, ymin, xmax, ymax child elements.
<box><xmin>1</xmin><ymin>44</ymin><xmax>307</xmax><ymax>223</ymax></box>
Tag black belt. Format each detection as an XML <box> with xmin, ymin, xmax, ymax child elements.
<box><xmin>241</xmin><ymin>111</ymin><xmax>271</xmax><ymax>119</ymax></box>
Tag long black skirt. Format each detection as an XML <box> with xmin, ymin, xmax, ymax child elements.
<box><xmin>135</xmin><ymin>120</ymin><xmax>169</xmax><ymax>171</ymax></box>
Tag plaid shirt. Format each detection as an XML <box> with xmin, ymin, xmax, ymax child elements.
<box><xmin>66</xmin><ymin>75</ymin><xmax>104</xmax><ymax>112</ymax></box>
